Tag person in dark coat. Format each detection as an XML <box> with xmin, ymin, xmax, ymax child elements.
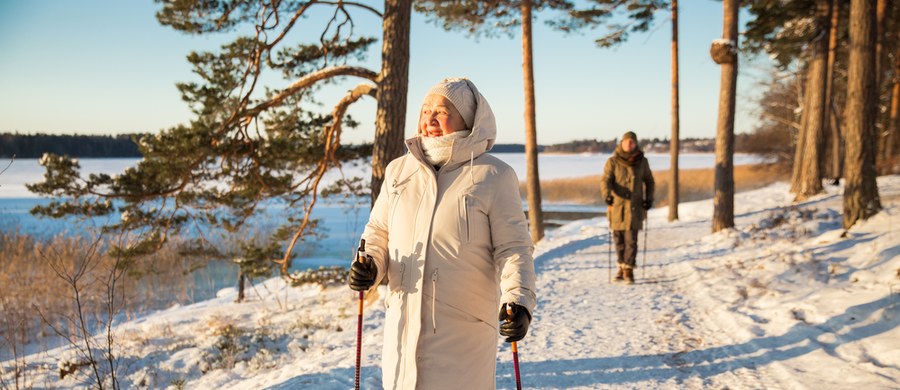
<box><xmin>601</xmin><ymin>131</ymin><xmax>655</xmax><ymax>284</ymax></box>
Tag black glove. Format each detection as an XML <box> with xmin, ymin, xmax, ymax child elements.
<box><xmin>499</xmin><ymin>303</ymin><xmax>531</xmax><ymax>343</ymax></box>
<box><xmin>605</xmin><ymin>195</ymin><xmax>614</xmax><ymax>206</ymax></box>
<box><xmin>642</xmin><ymin>199</ymin><xmax>652</xmax><ymax>210</ymax></box>
<box><xmin>348</xmin><ymin>257</ymin><xmax>376</xmax><ymax>291</ymax></box>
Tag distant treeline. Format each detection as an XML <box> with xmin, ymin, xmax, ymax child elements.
<box><xmin>0</xmin><ymin>133</ymin><xmax>145</xmax><ymax>158</ymax></box>
<box><xmin>542</xmin><ymin>136</ymin><xmax>757</xmax><ymax>154</ymax></box>
<box><xmin>0</xmin><ymin>133</ymin><xmax>760</xmax><ymax>159</ymax></box>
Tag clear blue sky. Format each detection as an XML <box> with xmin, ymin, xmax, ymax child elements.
<box><xmin>0</xmin><ymin>1</ymin><xmax>766</xmax><ymax>145</ymax></box>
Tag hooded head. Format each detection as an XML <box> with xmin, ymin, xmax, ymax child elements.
<box><xmin>410</xmin><ymin>78</ymin><xmax>497</xmax><ymax>166</ymax></box>
<box><xmin>423</xmin><ymin>78</ymin><xmax>477</xmax><ymax>129</ymax></box>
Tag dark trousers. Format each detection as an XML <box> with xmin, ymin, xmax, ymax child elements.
<box><xmin>613</xmin><ymin>230</ymin><xmax>639</xmax><ymax>267</ymax></box>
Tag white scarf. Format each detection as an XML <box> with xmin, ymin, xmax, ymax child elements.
<box><xmin>419</xmin><ymin>131</ymin><xmax>472</xmax><ymax>167</ymax></box>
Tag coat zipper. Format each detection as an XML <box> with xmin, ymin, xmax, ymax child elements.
<box><xmin>431</xmin><ymin>268</ymin><xmax>439</xmax><ymax>334</ymax></box>
<box><xmin>462</xmin><ymin>195</ymin><xmax>470</xmax><ymax>243</ymax></box>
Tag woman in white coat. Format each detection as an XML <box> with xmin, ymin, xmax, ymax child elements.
<box><xmin>349</xmin><ymin>78</ymin><xmax>537</xmax><ymax>389</ymax></box>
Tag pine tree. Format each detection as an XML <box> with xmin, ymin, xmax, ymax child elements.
<box><xmin>843</xmin><ymin>0</ymin><xmax>882</xmax><ymax>228</ymax></box>
<box><xmin>29</xmin><ymin>2</ymin><xmax>412</xmax><ymax>287</ymax></box>
<box><xmin>711</xmin><ymin>0</ymin><xmax>738</xmax><ymax>233</ymax></box>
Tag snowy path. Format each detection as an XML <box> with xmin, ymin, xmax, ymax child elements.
<box><xmin>506</xmin><ymin>181</ymin><xmax>900</xmax><ymax>390</ymax></box>
<box><xmin>513</xmin><ymin>215</ymin><xmax>778</xmax><ymax>389</ymax></box>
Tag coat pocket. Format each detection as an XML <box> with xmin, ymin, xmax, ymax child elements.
<box><xmin>459</xmin><ymin>195</ymin><xmax>470</xmax><ymax>244</ymax></box>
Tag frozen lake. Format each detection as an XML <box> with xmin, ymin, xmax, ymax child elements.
<box><xmin>0</xmin><ymin>152</ymin><xmax>767</xmax><ymax>267</ymax></box>
<box><xmin>0</xmin><ymin>152</ymin><xmax>767</xmax><ymax>304</ymax></box>
<box><xmin>0</xmin><ymin>153</ymin><xmax>767</xmax><ymax>198</ymax></box>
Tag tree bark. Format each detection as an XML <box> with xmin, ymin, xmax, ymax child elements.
<box><xmin>790</xmin><ymin>67</ymin><xmax>810</xmax><ymax>194</ymax></box>
<box><xmin>236</xmin><ymin>272</ymin><xmax>246</xmax><ymax>303</ymax></box>
<box><xmin>669</xmin><ymin>0</ymin><xmax>680</xmax><ymax>222</ymax></box>
<box><xmin>371</xmin><ymin>0</ymin><xmax>411</xmax><ymax>205</ymax></box>
<box><xmin>888</xmin><ymin>77</ymin><xmax>899</xmax><ymax>161</ymax></box>
<box><xmin>796</xmin><ymin>0</ymin><xmax>833</xmax><ymax>201</ymax></box>
<box><xmin>827</xmin><ymin>0</ymin><xmax>842</xmax><ymax>182</ymax></box>
<box><xmin>844</xmin><ymin>0</ymin><xmax>882</xmax><ymax>229</ymax></box>
<box><xmin>712</xmin><ymin>0</ymin><xmax>738</xmax><ymax>233</ymax></box>
<box><xmin>521</xmin><ymin>0</ymin><xmax>544</xmax><ymax>241</ymax></box>
<box><xmin>875</xmin><ymin>0</ymin><xmax>889</xmax><ymax>159</ymax></box>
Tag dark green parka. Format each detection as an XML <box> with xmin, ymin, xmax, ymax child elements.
<box><xmin>601</xmin><ymin>148</ymin><xmax>655</xmax><ymax>231</ymax></box>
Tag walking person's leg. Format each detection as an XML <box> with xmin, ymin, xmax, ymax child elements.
<box><xmin>623</xmin><ymin>230</ymin><xmax>639</xmax><ymax>284</ymax></box>
<box><xmin>613</xmin><ymin>230</ymin><xmax>626</xmax><ymax>281</ymax></box>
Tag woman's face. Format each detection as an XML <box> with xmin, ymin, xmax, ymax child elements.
<box><xmin>621</xmin><ymin>138</ymin><xmax>636</xmax><ymax>152</ymax></box>
<box><xmin>419</xmin><ymin>95</ymin><xmax>467</xmax><ymax>137</ymax></box>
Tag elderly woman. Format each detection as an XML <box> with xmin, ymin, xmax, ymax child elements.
<box><xmin>601</xmin><ymin>131</ymin><xmax>655</xmax><ymax>284</ymax></box>
<box><xmin>348</xmin><ymin>78</ymin><xmax>537</xmax><ymax>389</ymax></box>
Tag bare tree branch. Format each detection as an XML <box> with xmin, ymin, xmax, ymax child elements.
<box><xmin>277</xmin><ymin>82</ymin><xmax>377</xmax><ymax>275</ymax></box>
<box><xmin>242</xmin><ymin>65</ymin><xmax>378</xmax><ymax>119</ymax></box>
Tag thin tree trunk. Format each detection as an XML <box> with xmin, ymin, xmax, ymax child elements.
<box><xmin>712</xmin><ymin>0</ymin><xmax>738</xmax><ymax>232</ymax></box>
<box><xmin>887</xmin><ymin>66</ymin><xmax>899</xmax><ymax>160</ymax></box>
<box><xmin>796</xmin><ymin>0</ymin><xmax>833</xmax><ymax>200</ymax></box>
<box><xmin>875</xmin><ymin>0</ymin><xmax>888</xmax><ymax>159</ymax></box>
<box><xmin>371</xmin><ymin>0</ymin><xmax>411</xmax><ymax>205</ymax></box>
<box><xmin>237</xmin><ymin>272</ymin><xmax>246</xmax><ymax>303</ymax></box>
<box><xmin>827</xmin><ymin>0</ymin><xmax>842</xmax><ymax>182</ymax></box>
<box><xmin>669</xmin><ymin>0</ymin><xmax>680</xmax><ymax>222</ymax></box>
<box><xmin>521</xmin><ymin>0</ymin><xmax>544</xmax><ymax>241</ymax></box>
<box><xmin>791</xmin><ymin>68</ymin><xmax>810</xmax><ymax>194</ymax></box>
<box><xmin>844</xmin><ymin>0</ymin><xmax>882</xmax><ymax>229</ymax></box>
<box><xmin>885</xmin><ymin>13</ymin><xmax>900</xmax><ymax>161</ymax></box>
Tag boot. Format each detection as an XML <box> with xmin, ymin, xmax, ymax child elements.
<box><xmin>624</xmin><ymin>267</ymin><xmax>635</xmax><ymax>284</ymax></box>
<box><xmin>614</xmin><ymin>265</ymin><xmax>624</xmax><ymax>282</ymax></box>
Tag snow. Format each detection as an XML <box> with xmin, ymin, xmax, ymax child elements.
<box><xmin>2</xmin><ymin>177</ymin><xmax>899</xmax><ymax>389</ymax></box>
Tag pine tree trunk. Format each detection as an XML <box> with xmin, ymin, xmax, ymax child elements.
<box><xmin>669</xmin><ymin>0</ymin><xmax>680</xmax><ymax>222</ymax></box>
<box><xmin>827</xmin><ymin>0</ymin><xmax>842</xmax><ymax>182</ymax></box>
<box><xmin>236</xmin><ymin>272</ymin><xmax>246</xmax><ymax>303</ymax></box>
<box><xmin>886</xmin><ymin>63</ymin><xmax>899</xmax><ymax>160</ymax></box>
<box><xmin>875</xmin><ymin>0</ymin><xmax>888</xmax><ymax>159</ymax></box>
<box><xmin>521</xmin><ymin>0</ymin><xmax>544</xmax><ymax>241</ymax></box>
<box><xmin>712</xmin><ymin>0</ymin><xmax>738</xmax><ymax>233</ymax></box>
<box><xmin>796</xmin><ymin>0</ymin><xmax>833</xmax><ymax>200</ymax></box>
<box><xmin>791</xmin><ymin>75</ymin><xmax>809</xmax><ymax>194</ymax></box>
<box><xmin>371</xmin><ymin>0</ymin><xmax>411</xmax><ymax>205</ymax></box>
<box><xmin>844</xmin><ymin>0</ymin><xmax>882</xmax><ymax>229</ymax></box>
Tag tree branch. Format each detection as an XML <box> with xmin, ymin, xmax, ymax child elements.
<box><xmin>277</xmin><ymin>82</ymin><xmax>377</xmax><ymax>275</ymax></box>
<box><xmin>241</xmin><ymin>65</ymin><xmax>378</xmax><ymax>119</ymax></box>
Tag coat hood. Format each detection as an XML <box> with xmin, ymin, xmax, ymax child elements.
<box><xmin>408</xmin><ymin>78</ymin><xmax>497</xmax><ymax>168</ymax></box>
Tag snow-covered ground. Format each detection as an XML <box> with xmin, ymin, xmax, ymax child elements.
<box><xmin>2</xmin><ymin>176</ymin><xmax>898</xmax><ymax>389</ymax></box>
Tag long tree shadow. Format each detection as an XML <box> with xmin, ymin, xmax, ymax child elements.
<box><xmin>264</xmin><ymin>365</ymin><xmax>373</xmax><ymax>389</ymax></box>
<box><xmin>516</xmin><ymin>295</ymin><xmax>900</xmax><ymax>387</ymax></box>
<box><xmin>534</xmin><ymin>236</ymin><xmax>605</xmax><ymax>270</ymax></box>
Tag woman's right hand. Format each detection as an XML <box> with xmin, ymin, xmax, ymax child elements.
<box><xmin>348</xmin><ymin>257</ymin><xmax>377</xmax><ymax>291</ymax></box>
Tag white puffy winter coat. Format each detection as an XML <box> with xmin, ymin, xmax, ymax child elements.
<box><xmin>360</xmin><ymin>83</ymin><xmax>536</xmax><ymax>390</ymax></box>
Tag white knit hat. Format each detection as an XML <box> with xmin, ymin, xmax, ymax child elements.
<box><xmin>425</xmin><ymin>77</ymin><xmax>477</xmax><ymax>129</ymax></box>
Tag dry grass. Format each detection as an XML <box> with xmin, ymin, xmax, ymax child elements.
<box><xmin>529</xmin><ymin>163</ymin><xmax>791</xmax><ymax>206</ymax></box>
<box><xmin>0</xmin><ymin>231</ymin><xmax>225</xmax><ymax>360</ymax></box>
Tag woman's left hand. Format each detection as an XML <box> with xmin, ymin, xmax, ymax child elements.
<box><xmin>499</xmin><ymin>303</ymin><xmax>531</xmax><ymax>343</ymax></box>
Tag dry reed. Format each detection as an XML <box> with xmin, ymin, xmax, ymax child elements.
<box><xmin>530</xmin><ymin>163</ymin><xmax>791</xmax><ymax>206</ymax></box>
<box><xmin>0</xmin><ymin>231</ymin><xmax>228</xmax><ymax>360</ymax></box>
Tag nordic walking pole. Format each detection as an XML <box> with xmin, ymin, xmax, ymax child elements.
<box><xmin>642</xmin><ymin>218</ymin><xmax>648</xmax><ymax>279</ymax></box>
<box><xmin>607</xmin><ymin>222</ymin><xmax>612</xmax><ymax>283</ymax></box>
<box><xmin>507</xmin><ymin>306</ymin><xmax>523</xmax><ymax>390</ymax></box>
<box><xmin>355</xmin><ymin>239</ymin><xmax>367</xmax><ymax>390</ymax></box>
